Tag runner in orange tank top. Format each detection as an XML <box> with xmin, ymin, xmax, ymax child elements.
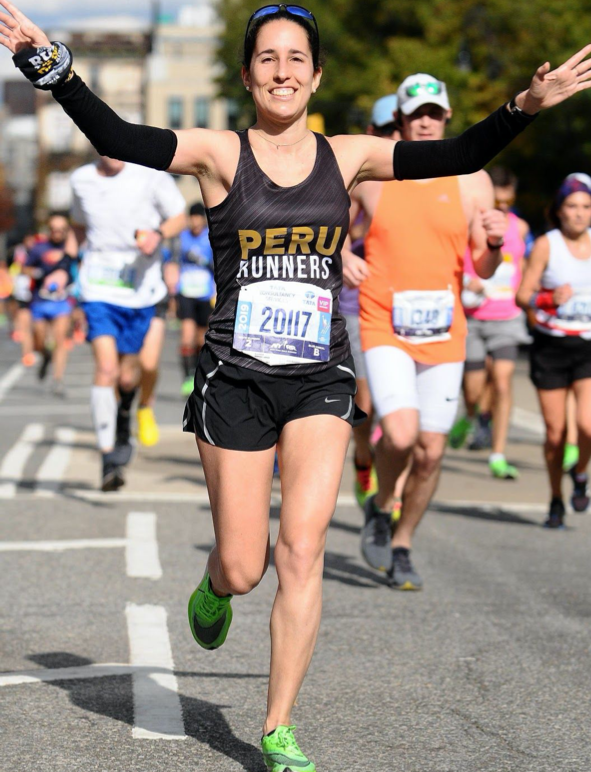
<box><xmin>343</xmin><ymin>73</ymin><xmax>507</xmax><ymax>589</ymax></box>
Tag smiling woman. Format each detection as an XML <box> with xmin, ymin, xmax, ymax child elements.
<box><xmin>2</xmin><ymin>0</ymin><xmax>591</xmax><ymax>767</ymax></box>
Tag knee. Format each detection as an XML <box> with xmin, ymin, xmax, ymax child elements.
<box><xmin>577</xmin><ymin>421</ymin><xmax>591</xmax><ymax>443</ymax></box>
<box><xmin>218</xmin><ymin>554</ymin><xmax>267</xmax><ymax>596</ymax></box>
<box><xmin>119</xmin><ymin>372</ymin><xmax>138</xmax><ymax>392</ymax></box>
<box><xmin>414</xmin><ymin>442</ymin><xmax>444</xmax><ymax>479</ymax></box>
<box><xmin>275</xmin><ymin>535</ymin><xmax>324</xmax><ymax>586</ymax></box>
<box><xmin>493</xmin><ymin>378</ymin><xmax>512</xmax><ymax>400</ymax></box>
<box><xmin>381</xmin><ymin>422</ymin><xmax>417</xmax><ymax>456</ymax></box>
<box><xmin>96</xmin><ymin>361</ymin><xmax>119</xmax><ymax>386</ymax></box>
<box><xmin>545</xmin><ymin>426</ymin><xmax>566</xmax><ymax>451</ymax></box>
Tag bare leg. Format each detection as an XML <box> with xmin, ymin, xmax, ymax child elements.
<box><xmin>17</xmin><ymin>307</ymin><xmax>34</xmax><ymax>359</ymax></box>
<box><xmin>352</xmin><ymin>377</ymin><xmax>373</xmax><ymax>468</ymax></box>
<box><xmin>139</xmin><ymin>316</ymin><xmax>166</xmax><ymax>406</ymax></box>
<box><xmin>463</xmin><ymin>368</ymin><xmax>487</xmax><ymax>418</ymax></box>
<box><xmin>265</xmin><ymin>415</ymin><xmax>351</xmax><ymax>733</ymax></box>
<box><xmin>490</xmin><ymin>359</ymin><xmax>515</xmax><ymax>455</ymax></box>
<box><xmin>391</xmin><ymin>431</ymin><xmax>447</xmax><ymax>550</ymax></box>
<box><xmin>536</xmin><ymin>388</ymin><xmax>568</xmax><ymax>499</ymax></box>
<box><xmin>572</xmin><ymin>379</ymin><xmax>591</xmax><ymax>474</ymax></box>
<box><xmin>50</xmin><ymin>313</ymin><xmax>71</xmax><ymax>382</ymax></box>
<box><xmin>566</xmin><ymin>388</ymin><xmax>578</xmax><ymax>447</ymax></box>
<box><xmin>374</xmin><ymin>408</ymin><xmax>418</xmax><ymax>512</ymax></box>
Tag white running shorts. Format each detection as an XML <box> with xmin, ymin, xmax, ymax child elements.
<box><xmin>364</xmin><ymin>345</ymin><xmax>464</xmax><ymax>434</ymax></box>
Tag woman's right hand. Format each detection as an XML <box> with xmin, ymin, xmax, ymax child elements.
<box><xmin>554</xmin><ymin>283</ymin><xmax>573</xmax><ymax>306</ymax></box>
<box><xmin>0</xmin><ymin>0</ymin><xmax>50</xmax><ymax>54</ymax></box>
<box><xmin>342</xmin><ymin>249</ymin><xmax>370</xmax><ymax>289</ymax></box>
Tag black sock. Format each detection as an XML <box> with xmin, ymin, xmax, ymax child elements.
<box><xmin>180</xmin><ymin>346</ymin><xmax>197</xmax><ymax>378</ymax></box>
<box><xmin>478</xmin><ymin>412</ymin><xmax>492</xmax><ymax>427</ymax></box>
<box><xmin>116</xmin><ymin>387</ymin><xmax>136</xmax><ymax>444</ymax></box>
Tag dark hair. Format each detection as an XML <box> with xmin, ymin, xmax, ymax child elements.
<box><xmin>548</xmin><ymin>178</ymin><xmax>591</xmax><ymax>230</ymax></box>
<box><xmin>243</xmin><ymin>9</ymin><xmax>321</xmax><ymax>71</ymax></box>
<box><xmin>489</xmin><ymin>166</ymin><xmax>518</xmax><ymax>190</ymax></box>
<box><xmin>47</xmin><ymin>212</ymin><xmax>70</xmax><ymax>223</ymax></box>
<box><xmin>189</xmin><ymin>202</ymin><xmax>205</xmax><ymax>217</ymax></box>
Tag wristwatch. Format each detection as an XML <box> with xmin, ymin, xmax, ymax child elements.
<box><xmin>507</xmin><ymin>95</ymin><xmax>524</xmax><ymax>115</ymax></box>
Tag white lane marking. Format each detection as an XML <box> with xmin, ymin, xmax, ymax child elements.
<box><xmin>34</xmin><ymin>427</ymin><xmax>77</xmax><ymax>497</ymax></box>
<box><xmin>0</xmin><ymin>538</ymin><xmax>127</xmax><ymax>552</ymax></box>
<box><xmin>126</xmin><ymin>604</ymin><xmax>186</xmax><ymax>740</ymax></box>
<box><xmin>0</xmin><ymin>405</ymin><xmax>88</xmax><ymax>417</ymax></box>
<box><xmin>0</xmin><ymin>423</ymin><xmax>44</xmax><ymax>498</ymax></box>
<box><xmin>126</xmin><ymin>512</ymin><xmax>162</xmax><ymax>580</ymax></box>
<box><xmin>0</xmin><ymin>362</ymin><xmax>25</xmax><ymax>403</ymax></box>
<box><xmin>511</xmin><ymin>406</ymin><xmax>544</xmax><ymax>437</ymax></box>
<box><xmin>0</xmin><ymin>663</ymin><xmax>138</xmax><ymax>687</ymax></box>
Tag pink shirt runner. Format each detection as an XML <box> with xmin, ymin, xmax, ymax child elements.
<box><xmin>463</xmin><ymin>212</ymin><xmax>525</xmax><ymax>321</ymax></box>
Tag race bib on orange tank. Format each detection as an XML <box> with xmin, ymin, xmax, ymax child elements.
<box><xmin>392</xmin><ymin>288</ymin><xmax>455</xmax><ymax>344</ymax></box>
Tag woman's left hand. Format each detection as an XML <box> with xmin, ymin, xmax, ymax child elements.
<box><xmin>519</xmin><ymin>44</ymin><xmax>591</xmax><ymax>113</ymax></box>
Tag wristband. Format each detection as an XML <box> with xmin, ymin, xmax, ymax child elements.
<box><xmin>486</xmin><ymin>239</ymin><xmax>504</xmax><ymax>251</ymax></box>
<box><xmin>13</xmin><ymin>42</ymin><xmax>73</xmax><ymax>91</ymax></box>
<box><xmin>529</xmin><ymin>290</ymin><xmax>556</xmax><ymax>310</ymax></box>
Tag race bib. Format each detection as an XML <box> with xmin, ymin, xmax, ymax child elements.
<box><xmin>85</xmin><ymin>252</ymin><xmax>136</xmax><ymax>290</ymax></box>
<box><xmin>233</xmin><ymin>280</ymin><xmax>332</xmax><ymax>366</ymax></box>
<box><xmin>13</xmin><ymin>274</ymin><xmax>32</xmax><ymax>302</ymax></box>
<box><xmin>392</xmin><ymin>288</ymin><xmax>454</xmax><ymax>344</ymax></box>
<box><xmin>180</xmin><ymin>266</ymin><xmax>213</xmax><ymax>299</ymax></box>
<box><xmin>483</xmin><ymin>258</ymin><xmax>516</xmax><ymax>301</ymax></box>
<box><xmin>557</xmin><ymin>291</ymin><xmax>591</xmax><ymax>326</ymax></box>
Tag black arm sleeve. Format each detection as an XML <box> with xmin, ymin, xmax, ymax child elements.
<box><xmin>393</xmin><ymin>104</ymin><xmax>537</xmax><ymax>181</ymax></box>
<box><xmin>52</xmin><ymin>74</ymin><xmax>178</xmax><ymax>171</ymax></box>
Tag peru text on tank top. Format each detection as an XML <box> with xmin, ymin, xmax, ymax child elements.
<box><xmin>536</xmin><ymin>228</ymin><xmax>591</xmax><ymax>338</ymax></box>
<box><xmin>204</xmin><ymin>131</ymin><xmax>351</xmax><ymax>375</ymax></box>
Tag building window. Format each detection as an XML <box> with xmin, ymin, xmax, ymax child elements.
<box><xmin>227</xmin><ymin>98</ymin><xmax>240</xmax><ymax>131</ymax></box>
<box><xmin>168</xmin><ymin>97</ymin><xmax>184</xmax><ymax>129</ymax></box>
<box><xmin>194</xmin><ymin>97</ymin><xmax>210</xmax><ymax>129</ymax></box>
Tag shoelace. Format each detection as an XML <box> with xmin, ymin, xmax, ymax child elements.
<box><xmin>273</xmin><ymin>725</ymin><xmax>300</xmax><ymax>753</ymax></box>
<box><xmin>373</xmin><ymin>512</ymin><xmax>390</xmax><ymax>546</ymax></box>
<box><xmin>393</xmin><ymin>550</ymin><xmax>413</xmax><ymax>573</ymax></box>
<box><xmin>199</xmin><ymin>588</ymin><xmax>227</xmax><ymax>621</ymax></box>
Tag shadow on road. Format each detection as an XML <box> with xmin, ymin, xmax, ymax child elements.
<box><xmin>28</xmin><ymin>652</ymin><xmax>267</xmax><ymax>772</ymax></box>
<box><xmin>430</xmin><ymin>502</ymin><xmax>540</xmax><ymax>526</ymax></box>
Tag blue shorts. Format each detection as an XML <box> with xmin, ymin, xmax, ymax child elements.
<box><xmin>82</xmin><ymin>302</ymin><xmax>155</xmax><ymax>355</ymax></box>
<box><xmin>31</xmin><ymin>299</ymin><xmax>72</xmax><ymax>322</ymax></box>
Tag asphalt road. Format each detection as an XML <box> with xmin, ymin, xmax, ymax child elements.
<box><xmin>0</xmin><ymin>328</ymin><xmax>589</xmax><ymax>772</ymax></box>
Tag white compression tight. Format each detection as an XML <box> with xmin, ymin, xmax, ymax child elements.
<box><xmin>91</xmin><ymin>385</ymin><xmax>117</xmax><ymax>452</ymax></box>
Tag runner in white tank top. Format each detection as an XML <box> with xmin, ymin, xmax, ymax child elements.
<box><xmin>517</xmin><ymin>176</ymin><xmax>591</xmax><ymax>528</ymax></box>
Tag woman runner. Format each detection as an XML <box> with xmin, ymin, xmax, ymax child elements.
<box><xmin>3</xmin><ymin>1</ymin><xmax>591</xmax><ymax>767</ymax></box>
<box><xmin>517</xmin><ymin>176</ymin><xmax>591</xmax><ymax>529</ymax></box>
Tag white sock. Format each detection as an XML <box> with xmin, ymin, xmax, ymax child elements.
<box><xmin>489</xmin><ymin>452</ymin><xmax>505</xmax><ymax>464</ymax></box>
<box><xmin>91</xmin><ymin>385</ymin><xmax>117</xmax><ymax>452</ymax></box>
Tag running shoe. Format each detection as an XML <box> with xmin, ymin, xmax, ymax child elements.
<box><xmin>101</xmin><ymin>455</ymin><xmax>125</xmax><ymax>492</ymax></box>
<box><xmin>137</xmin><ymin>406</ymin><xmax>160</xmax><ymax>446</ymax></box>
<box><xmin>386</xmin><ymin>547</ymin><xmax>423</xmax><ymax>590</ymax></box>
<box><xmin>563</xmin><ymin>443</ymin><xmax>579</xmax><ymax>472</ymax></box>
<box><xmin>37</xmin><ymin>349</ymin><xmax>51</xmax><ymax>381</ymax></box>
<box><xmin>188</xmin><ymin>570</ymin><xmax>233</xmax><ymax>650</ymax></box>
<box><xmin>468</xmin><ymin>420</ymin><xmax>492</xmax><ymax>451</ymax></box>
<box><xmin>114</xmin><ymin>438</ymin><xmax>136</xmax><ymax>468</ymax></box>
<box><xmin>570</xmin><ymin>468</ymin><xmax>590</xmax><ymax>513</ymax></box>
<box><xmin>544</xmin><ymin>497</ymin><xmax>565</xmax><ymax>529</ymax></box>
<box><xmin>361</xmin><ymin>495</ymin><xmax>392</xmax><ymax>572</ymax></box>
<box><xmin>489</xmin><ymin>455</ymin><xmax>519</xmax><ymax>480</ymax></box>
<box><xmin>51</xmin><ymin>380</ymin><xmax>66</xmax><ymax>399</ymax></box>
<box><xmin>21</xmin><ymin>352</ymin><xmax>36</xmax><ymax>367</ymax></box>
<box><xmin>448</xmin><ymin>415</ymin><xmax>472</xmax><ymax>449</ymax></box>
<box><xmin>354</xmin><ymin>460</ymin><xmax>378</xmax><ymax>508</ymax></box>
<box><xmin>261</xmin><ymin>725</ymin><xmax>315</xmax><ymax>772</ymax></box>
<box><xmin>181</xmin><ymin>376</ymin><xmax>194</xmax><ymax>397</ymax></box>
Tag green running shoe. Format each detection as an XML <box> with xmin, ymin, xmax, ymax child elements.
<box><xmin>261</xmin><ymin>725</ymin><xmax>315</xmax><ymax>772</ymax></box>
<box><xmin>563</xmin><ymin>442</ymin><xmax>579</xmax><ymax>472</ymax></box>
<box><xmin>489</xmin><ymin>455</ymin><xmax>519</xmax><ymax>480</ymax></box>
<box><xmin>448</xmin><ymin>415</ymin><xmax>472</xmax><ymax>449</ymax></box>
<box><xmin>188</xmin><ymin>571</ymin><xmax>233</xmax><ymax>650</ymax></box>
<box><xmin>181</xmin><ymin>376</ymin><xmax>194</xmax><ymax>397</ymax></box>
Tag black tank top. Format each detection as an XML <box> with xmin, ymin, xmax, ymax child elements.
<box><xmin>205</xmin><ymin>130</ymin><xmax>351</xmax><ymax>375</ymax></box>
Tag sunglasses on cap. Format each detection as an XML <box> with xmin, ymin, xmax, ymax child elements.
<box><xmin>405</xmin><ymin>81</ymin><xmax>443</xmax><ymax>98</ymax></box>
<box><xmin>245</xmin><ymin>4</ymin><xmax>319</xmax><ymax>42</ymax></box>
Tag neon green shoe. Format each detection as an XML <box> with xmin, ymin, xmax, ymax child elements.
<box><xmin>261</xmin><ymin>725</ymin><xmax>315</xmax><ymax>772</ymax></box>
<box><xmin>181</xmin><ymin>376</ymin><xmax>194</xmax><ymax>397</ymax></box>
<box><xmin>448</xmin><ymin>415</ymin><xmax>472</xmax><ymax>449</ymax></box>
<box><xmin>489</xmin><ymin>455</ymin><xmax>519</xmax><ymax>480</ymax></box>
<box><xmin>354</xmin><ymin>462</ymin><xmax>378</xmax><ymax>508</ymax></box>
<box><xmin>188</xmin><ymin>571</ymin><xmax>233</xmax><ymax>650</ymax></box>
<box><xmin>563</xmin><ymin>442</ymin><xmax>579</xmax><ymax>472</ymax></box>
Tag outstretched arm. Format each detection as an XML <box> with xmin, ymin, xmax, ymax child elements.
<box><xmin>356</xmin><ymin>45</ymin><xmax>591</xmax><ymax>184</ymax></box>
<box><xmin>0</xmin><ymin>0</ymin><xmax>214</xmax><ymax>175</ymax></box>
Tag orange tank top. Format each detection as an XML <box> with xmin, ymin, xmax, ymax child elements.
<box><xmin>360</xmin><ymin>177</ymin><xmax>468</xmax><ymax>364</ymax></box>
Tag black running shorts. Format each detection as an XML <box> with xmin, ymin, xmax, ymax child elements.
<box><xmin>177</xmin><ymin>295</ymin><xmax>213</xmax><ymax>327</ymax></box>
<box><xmin>530</xmin><ymin>330</ymin><xmax>591</xmax><ymax>390</ymax></box>
<box><xmin>183</xmin><ymin>345</ymin><xmax>366</xmax><ymax>451</ymax></box>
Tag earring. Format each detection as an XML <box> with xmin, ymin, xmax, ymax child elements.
<box><xmin>245</xmin><ymin>86</ymin><xmax>251</xmax><ymax>91</ymax></box>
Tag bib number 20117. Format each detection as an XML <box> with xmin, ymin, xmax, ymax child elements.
<box><xmin>259</xmin><ymin>306</ymin><xmax>312</xmax><ymax>338</ymax></box>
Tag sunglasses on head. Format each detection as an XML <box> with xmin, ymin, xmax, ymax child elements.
<box><xmin>245</xmin><ymin>4</ymin><xmax>319</xmax><ymax>42</ymax></box>
<box><xmin>405</xmin><ymin>81</ymin><xmax>443</xmax><ymax>98</ymax></box>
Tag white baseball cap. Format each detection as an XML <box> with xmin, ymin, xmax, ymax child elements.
<box><xmin>370</xmin><ymin>94</ymin><xmax>399</xmax><ymax>127</ymax></box>
<box><xmin>566</xmin><ymin>172</ymin><xmax>591</xmax><ymax>189</ymax></box>
<box><xmin>397</xmin><ymin>73</ymin><xmax>451</xmax><ymax>116</ymax></box>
